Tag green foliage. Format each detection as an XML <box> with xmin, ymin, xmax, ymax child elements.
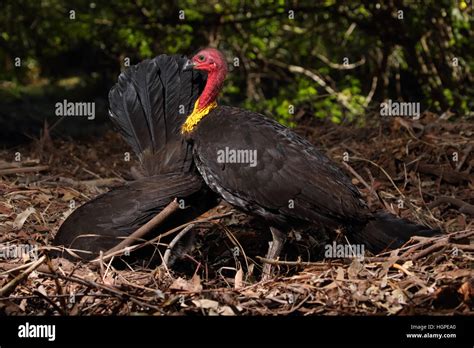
<box><xmin>0</xmin><ymin>0</ymin><xmax>472</xmax><ymax>124</ymax></box>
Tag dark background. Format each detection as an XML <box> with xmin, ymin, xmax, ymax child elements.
<box><xmin>0</xmin><ymin>0</ymin><xmax>472</xmax><ymax>144</ymax></box>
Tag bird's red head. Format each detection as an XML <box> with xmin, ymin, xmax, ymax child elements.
<box><xmin>191</xmin><ymin>48</ymin><xmax>228</xmax><ymax>75</ymax></box>
<box><xmin>184</xmin><ymin>48</ymin><xmax>227</xmax><ymax>111</ymax></box>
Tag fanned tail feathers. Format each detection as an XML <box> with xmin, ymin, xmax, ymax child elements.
<box><xmin>108</xmin><ymin>55</ymin><xmax>206</xmax><ymax>175</ymax></box>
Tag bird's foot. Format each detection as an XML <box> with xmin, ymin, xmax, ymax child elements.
<box><xmin>261</xmin><ymin>227</ymin><xmax>286</xmax><ymax>281</ymax></box>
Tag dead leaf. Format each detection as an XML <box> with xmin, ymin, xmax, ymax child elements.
<box><xmin>336</xmin><ymin>267</ymin><xmax>345</xmax><ymax>281</ymax></box>
<box><xmin>380</xmin><ymin>275</ymin><xmax>388</xmax><ymax>288</ymax></box>
<box><xmin>192</xmin><ymin>299</ymin><xmax>219</xmax><ymax>309</ymax></box>
<box><xmin>401</xmin><ymin>260</ymin><xmax>413</xmax><ymax>270</ymax></box>
<box><xmin>458</xmin><ymin>280</ymin><xmax>473</xmax><ymax>304</ymax></box>
<box><xmin>61</xmin><ymin>191</ymin><xmax>78</xmax><ymax>202</ymax></box>
<box><xmin>36</xmin><ymin>193</ymin><xmax>53</xmax><ymax>202</ymax></box>
<box><xmin>37</xmin><ymin>285</ymin><xmax>48</xmax><ymax>297</ymax></box>
<box><xmin>191</xmin><ymin>274</ymin><xmax>202</xmax><ymax>292</ymax></box>
<box><xmin>103</xmin><ymin>273</ymin><xmax>115</xmax><ymax>286</ymax></box>
<box><xmin>19</xmin><ymin>299</ymin><xmax>27</xmax><ymax>312</ymax></box>
<box><xmin>235</xmin><ymin>268</ymin><xmax>243</xmax><ymax>289</ymax></box>
<box><xmin>391</xmin><ymin>289</ymin><xmax>407</xmax><ymax>305</ymax></box>
<box><xmin>169</xmin><ymin>276</ymin><xmax>202</xmax><ymax>292</ymax></box>
<box><xmin>348</xmin><ymin>258</ymin><xmax>364</xmax><ymax>279</ymax></box>
<box><xmin>13</xmin><ymin>207</ymin><xmax>35</xmax><ymax>230</ymax></box>
<box><xmin>192</xmin><ymin>299</ymin><xmax>235</xmax><ymax>316</ymax></box>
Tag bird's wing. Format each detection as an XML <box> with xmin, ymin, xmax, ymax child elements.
<box><xmin>192</xmin><ymin>106</ymin><xmax>368</xmax><ymax>227</ymax></box>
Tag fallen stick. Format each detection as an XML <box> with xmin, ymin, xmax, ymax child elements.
<box><xmin>162</xmin><ymin>224</ymin><xmax>195</xmax><ymax>266</ymax></box>
<box><xmin>90</xmin><ymin>211</ymin><xmax>233</xmax><ymax>263</ymax></box>
<box><xmin>0</xmin><ymin>165</ymin><xmax>49</xmax><ymax>175</ymax></box>
<box><xmin>0</xmin><ymin>255</ymin><xmax>46</xmax><ymax>297</ymax></box>
<box><xmin>342</xmin><ymin>162</ymin><xmax>379</xmax><ymax>201</ymax></box>
<box><xmin>428</xmin><ymin>197</ymin><xmax>474</xmax><ymax>216</ymax></box>
<box><xmin>366</xmin><ymin>233</ymin><xmax>473</xmax><ymax>263</ymax></box>
<box><xmin>38</xmin><ymin>269</ymin><xmax>162</xmax><ymax>311</ymax></box>
<box><xmin>0</xmin><ymin>292</ymin><xmax>111</xmax><ymax>302</ymax></box>
<box><xmin>400</xmin><ymin>236</ymin><xmax>449</xmax><ymax>260</ymax></box>
<box><xmin>95</xmin><ymin>198</ymin><xmax>180</xmax><ymax>263</ymax></box>
<box><xmin>0</xmin><ymin>259</ymin><xmax>160</xmax><ymax>311</ymax></box>
<box><xmin>257</xmin><ymin>256</ymin><xmax>344</xmax><ymax>268</ymax></box>
<box><xmin>0</xmin><ymin>261</ymin><xmax>49</xmax><ymax>274</ymax></box>
<box><xmin>411</xmin><ymin>241</ymin><xmax>448</xmax><ymax>261</ymax></box>
<box><xmin>148</xmin><ymin>212</ymin><xmax>233</xmax><ymax>243</ymax></box>
<box><xmin>373</xmin><ymin>229</ymin><xmax>473</xmax><ymax>259</ymax></box>
<box><xmin>412</xmin><ymin>162</ymin><xmax>471</xmax><ymax>184</ymax></box>
<box><xmin>33</xmin><ymin>289</ymin><xmax>66</xmax><ymax>315</ymax></box>
<box><xmin>79</xmin><ymin>178</ymin><xmax>125</xmax><ymax>187</ymax></box>
<box><xmin>58</xmin><ymin>177</ymin><xmax>124</xmax><ymax>188</ymax></box>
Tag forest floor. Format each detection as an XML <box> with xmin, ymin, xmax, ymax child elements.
<box><xmin>0</xmin><ymin>112</ymin><xmax>472</xmax><ymax>315</ymax></box>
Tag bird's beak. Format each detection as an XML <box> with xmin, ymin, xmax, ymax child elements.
<box><xmin>182</xmin><ymin>59</ymin><xmax>196</xmax><ymax>71</ymax></box>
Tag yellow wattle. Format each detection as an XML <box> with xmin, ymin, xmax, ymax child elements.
<box><xmin>181</xmin><ymin>98</ymin><xmax>218</xmax><ymax>134</ymax></box>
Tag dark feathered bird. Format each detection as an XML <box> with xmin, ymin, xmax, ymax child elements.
<box><xmin>53</xmin><ymin>173</ymin><xmax>216</xmax><ymax>261</ymax></box>
<box><xmin>53</xmin><ymin>55</ymin><xmax>217</xmax><ymax>261</ymax></box>
<box><xmin>181</xmin><ymin>48</ymin><xmax>438</xmax><ymax>276</ymax></box>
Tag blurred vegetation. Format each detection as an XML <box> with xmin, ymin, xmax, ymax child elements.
<box><xmin>0</xmin><ymin>0</ymin><xmax>472</xmax><ymax>136</ymax></box>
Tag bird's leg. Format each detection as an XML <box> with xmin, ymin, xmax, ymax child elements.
<box><xmin>262</xmin><ymin>227</ymin><xmax>286</xmax><ymax>280</ymax></box>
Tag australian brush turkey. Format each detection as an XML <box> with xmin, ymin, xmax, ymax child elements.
<box><xmin>54</xmin><ymin>48</ymin><xmax>438</xmax><ymax>278</ymax></box>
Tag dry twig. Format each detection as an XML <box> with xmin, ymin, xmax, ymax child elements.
<box><xmin>95</xmin><ymin>199</ymin><xmax>180</xmax><ymax>263</ymax></box>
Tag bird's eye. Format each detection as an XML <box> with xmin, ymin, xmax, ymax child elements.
<box><xmin>198</xmin><ymin>55</ymin><xmax>205</xmax><ymax>61</ymax></box>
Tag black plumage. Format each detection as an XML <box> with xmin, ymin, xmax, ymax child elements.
<box><xmin>189</xmin><ymin>107</ymin><xmax>366</xmax><ymax>228</ymax></box>
<box><xmin>177</xmin><ymin>47</ymin><xmax>438</xmax><ymax>267</ymax></box>
<box><xmin>53</xmin><ymin>55</ymin><xmax>217</xmax><ymax>261</ymax></box>
<box><xmin>187</xmin><ymin>105</ymin><xmax>436</xmax><ymax>255</ymax></box>
<box><xmin>53</xmin><ymin>173</ymin><xmax>216</xmax><ymax>261</ymax></box>
<box><xmin>108</xmin><ymin>55</ymin><xmax>206</xmax><ymax>175</ymax></box>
